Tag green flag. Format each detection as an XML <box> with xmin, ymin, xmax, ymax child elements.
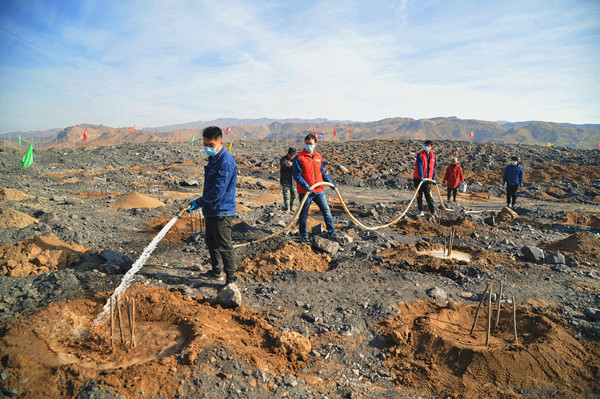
<box><xmin>21</xmin><ymin>141</ymin><xmax>33</xmax><ymax>168</ymax></box>
<box><xmin>189</xmin><ymin>135</ymin><xmax>195</xmax><ymax>143</ymax></box>
<box><xmin>18</xmin><ymin>135</ymin><xmax>21</xmax><ymax>146</ymax></box>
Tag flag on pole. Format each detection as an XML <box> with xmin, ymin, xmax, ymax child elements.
<box><xmin>313</xmin><ymin>126</ymin><xmax>316</xmax><ymax>134</ymax></box>
<box><xmin>131</xmin><ymin>124</ymin><xmax>136</xmax><ymax>133</ymax></box>
<box><xmin>348</xmin><ymin>128</ymin><xmax>351</xmax><ymax>136</ymax></box>
<box><xmin>225</xmin><ymin>126</ymin><xmax>231</xmax><ymax>135</ymax></box>
<box><xmin>83</xmin><ymin>127</ymin><xmax>88</xmax><ymax>142</ymax></box>
<box><xmin>21</xmin><ymin>141</ymin><xmax>34</xmax><ymax>168</ymax></box>
<box><xmin>333</xmin><ymin>127</ymin><xmax>336</xmax><ymax>137</ymax></box>
<box><xmin>597</xmin><ymin>142</ymin><xmax>600</xmax><ymax>148</ymax></box>
<box><xmin>227</xmin><ymin>141</ymin><xmax>233</xmax><ymax>152</ymax></box>
<box><xmin>410</xmin><ymin>132</ymin><xmax>413</xmax><ymax>139</ymax></box>
<box><xmin>547</xmin><ymin>142</ymin><xmax>552</xmax><ymax>147</ymax></box>
<box><xmin>18</xmin><ymin>135</ymin><xmax>21</xmax><ymax>146</ymax></box>
<box><xmin>469</xmin><ymin>131</ymin><xmax>473</xmax><ymax>138</ymax></box>
<box><xmin>189</xmin><ymin>135</ymin><xmax>195</xmax><ymax>143</ymax></box>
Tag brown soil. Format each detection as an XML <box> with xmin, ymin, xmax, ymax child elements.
<box><xmin>161</xmin><ymin>191</ymin><xmax>196</xmax><ymax>198</ymax></box>
<box><xmin>540</xmin><ymin>232</ymin><xmax>600</xmax><ymax>264</ymax></box>
<box><xmin>0</xmin><ymin>187</ymin><xmax>34</xmax><ymax>202</ymax></box>
<box><xmin>380</xmin><ymin>300</ymin><xmax>600</xmax><ymax>399</ymax></box>
<box><xmin>0</xmin><ymin>236</ymin><xmax>89</xmax><ymax>277</ymax></box>
<box><xmin>76</xmin><ymin>192</ymin><xmax>122</xmax><ymax>199</ymax></box>
<box><xmin>44</xmin><ymin>172</ymin><xmax>69</xmax><ymax>179</ymax></box>
<box><xmin>237</xmin><ymin>203</ymin><xmax>252</xmax><ymax>212</ymax></box>
<box><xmin>252</xmin><ymin>193</ymin><xmax>281</xmax><ymax>203</ymax></box>
<box><xmin>147</xmin><ymin>215</ymin><xmax>199</xmax><ymax>243</ymax></box>
<box><xmin>558</xmin><ymin>211</ymin><xmax>600</xmax><ymax>227</ymax></box>
<box><xmin>391</xmin><ymin>216</ymin><xmax>480</xmax><ymax>237</ymax></box>
<box><xmin>238</xmin><ymin>241</ymin><xmax>331</xmax><ymax>282</ymax></box>
<box><xmin>381</xmin><ymin>242</ymin><xmax>512</xmax><ymax>275</ymax></box>
<box><xmin>529</xmin><ymin>163</ymin><xmax>600</xmax><ymax>183</ymax></box>
<box><xmin>130</xmin><ymin>181</ymin><xmax>161</xmax><ymax>187</ymax></box>
<box><xmin>108</xmin><ymin>192</ymin><xmax>165</xmax><ymax>210</ymax></box>
<box><xmin>0</xmin><ymin>285</ymin><xmax>313</xmax><ymax>399</ymax></box>
<box><xmin>496</xmin><ymin>206</ymin><xmax>518</xmax><ymax>223</ymax></box>
<box><xmin>0</xmin><ymin>207</ymin><xmax>38</xmax><ymax>228</ymax></box>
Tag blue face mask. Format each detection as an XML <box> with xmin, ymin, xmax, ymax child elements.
<box><xmin>304</xmin><ymin>144</ymin><xmax>314</xmax><ymax>153</ymax></box>
<box><xmin>424</xmin><ymin>146</ymin><xmax>431</xmax><ymax>152</ymax></box>
<box><xmin>511</xmin><ymin>161</ymin><xmax>517</xmax><ymax>166</ymax></box>
<box><xmin>204</xmin><ymin>146</ymin><xmax>218</xmax><ymax>156</ymax></box>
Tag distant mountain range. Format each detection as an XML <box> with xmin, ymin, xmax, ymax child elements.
<box><xmin>1</xmin><ymin>117</ymin><xmax>599</xmax><ymax>150</ymax></box>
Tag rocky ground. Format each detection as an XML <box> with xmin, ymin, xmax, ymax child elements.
<box><xmin>0</xmin><ymin>140</ymin><xmax>599</xmax><ymax>398</ymax></box>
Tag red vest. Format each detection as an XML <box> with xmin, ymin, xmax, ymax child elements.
<box><xmin>413</xmin><ymin>150</ymin><xmax>436</xmax><ymax>179</ymax></box>
<box><xmin>296</xmin><ymin>149</ymin><xmax>325</xmax><ymax>194</ymax></box>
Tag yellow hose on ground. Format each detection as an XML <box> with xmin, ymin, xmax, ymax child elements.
<box><xmin>232</xmin><ymin>178</ymin><xmax>453</xmax><ymax>248</ymax></box>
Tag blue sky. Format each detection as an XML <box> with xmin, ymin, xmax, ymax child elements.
<box><xmin>0</xmin><ymin>0</ymin><xmax>599</xmax><ymax>133</ymax></box>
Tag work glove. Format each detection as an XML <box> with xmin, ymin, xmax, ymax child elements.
<box><xmin>329</xmin><ymin>182</ymin><xmax>336</xmax><ymax>189</ymax></box>
<box><xmin>188</xmin><ymin>199</ymin><xmax>200</xmax><ymax>212</ymax></box>
<box><xmin>303</xmin><ymin>183</ymin><xmax>311</xmax><ymax>191</ymax></box>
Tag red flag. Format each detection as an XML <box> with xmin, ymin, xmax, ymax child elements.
<box><xmin>469</xmin><ymin>131</ymin><xmax>473</xmax><ymax>138</ymax></box>
<box><xmin>131</xmin><ymin>124</ymin><xmax>136</xmax><ymax>133</ymax></box>
<box><xmin>83</xmin><ymin>128</ymin><xmax>88</xmax><ymax>142</ymax></box>
<box><xmin>333</xmin><ymin>127</ymin><xmax>336</xmax><ymax>137</ymax></box>
<box><xmin>597</xmin><ymin>142</ymin><xmax>600</xmax><ymax>147</ymax></box>
<box><xmin>225</xmin><ymin>126</ymin><xmax>231</xmax><ymax>135</ymax></box>
<box><xmin>348</xmin><ymin>128</ymin><xmax>351</xmax><ymax>136</ymax></box>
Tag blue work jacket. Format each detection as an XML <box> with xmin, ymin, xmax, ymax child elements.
<box><xmin>503</xmin><ymin>164</ymin><xmax>524</xmax><ymax>186</ymax></box>
<box><xmin>193</xmin><ymin>148</ymin><xmax>237</xmax><ymax>217</ymax></box>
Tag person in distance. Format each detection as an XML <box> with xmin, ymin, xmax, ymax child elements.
<box><xmin>442</xmin><ymin>157</ymin><xmax>465</xmax><ymax>202</ymax></box>
<box><xmin>502</xmin><ymin>155</ymin><xmax>524</xmax><ymax>208</ymax></box>
<box><xmin>279</xmin><ymin>147</ymin><xmax>297</xmax><ymax>212</ymax></box>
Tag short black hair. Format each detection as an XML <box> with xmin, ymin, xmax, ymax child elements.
<box><xmin>203</xmin><ymin>126</ymin><xmax>222</xmax><ymax>140</ymax></box>
<box><xmin>304</xmin><ymin>133</ymin><xmax>317</xmax><ymax>142</ymax></box>
<box><xmin>511</xmin><ymin>155</ymin><xmax>519</xmax><ymax>161</ymax></box>
<box><xmin>424</xmin><ymin>139</ymin><xmax>433</xmax><ymax>146</ymax></box>
<box><xmin>287</xmin><ymin>147</ymin><xmax>296</xmax><ymax>155</ymax></box>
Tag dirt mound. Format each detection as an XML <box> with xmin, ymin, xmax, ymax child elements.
<box><xmin>0</xmin><ymin>207</ymin><xmax>38</xmax><ymax>228</ymax></box>
<box><xmin>541</xmin><ymin>232</ymin><xmax>600</xmax><ymax>264</ymax></box>
<box><xmin>0</xmin><ymin>285</ymin><xmax>312</xmax><ymax>399</ymax></box>
<box><xmin>238</xmin><ymin>241</ymin><xmax>331</xmax><ymax>281</ymax></box>
<box><xmin>0</xmin><ymin>187</ymin><xmax>34</xmax><ymax>202</ymax></box>
<box><xmin>76</xmin><ymin>192</ymin><xmax>122</xmax><ymax>199</ymax></box>
<box><xmin>108</xmin><ymin>191</ymin><xmax>165</xmax><ymax>210</ymax></box>
<box><xmin>496</xmin><ymin>206</ymin><xmax>518</xmax><ymax>223</ymax></box>
<box><xmin>0</xmin><ymin>236</ymin><xmax>89</xmax><ymax>277</ymax></box>
<box><xmin>161</xmin><ymin>190</ymin><xmax>196</xmax><ymax>198</ymax></box>
<box><xmin>558</xmin><ymin>211</ymin><xmax>600</xmax><ymax>227</ymax></box>
<box><xmin>147</xmin><ymin>215</ymin><xmax>198</xmax><ymax>243</ymax></box>
<box><xmin>252</xmin><ymin>193</ymin><xmax>281</xmax><ymax>203</ymax></box>
<box><xmin>237</xmin><ymin>203</ymin><xmax>251</xmax><ymax>212</ymax></box>
<box><xmin>380</xmin><ymin>300</ymin><xmax>600</xmax><ymax>398</ymax></box>
<box><xmin>392</xmin><ymin>217</ymin><xmax>480</xmax><ymax>237</ymax></box>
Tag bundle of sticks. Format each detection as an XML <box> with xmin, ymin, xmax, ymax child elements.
<box><xmin>109</xmin><ymin>294</ymin><xmax>136</xmax><ymax>350</ymax></box>
<box><xmin>470</xmin><ymin>281</ymin><xmax>518</xmax><ymax>346</ymax></box>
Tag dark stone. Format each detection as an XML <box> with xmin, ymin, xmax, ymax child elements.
<box><xmin>521</xmin><ymin>246</ymin><xmax>544</xmax><ymax>263</ymax></box>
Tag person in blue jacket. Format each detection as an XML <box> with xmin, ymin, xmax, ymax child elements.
<box><xmin>188</xmin><ymin>126</ymin><xmax>238</xmax><ymax>285</ymax></box>
<box><xmin>502</xmin><ymin>155</ymin><xmax>524</xmax><ymax>208</ymax></box>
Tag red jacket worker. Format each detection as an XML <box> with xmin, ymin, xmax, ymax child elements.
<box><xmin>442</xmin><ymin>157</ymin><xmax>464</xmax><ymax>202</ymax></box>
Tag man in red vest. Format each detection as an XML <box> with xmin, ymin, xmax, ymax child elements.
<box><xmin>292</xmin><ymin>133</ymin><xmax>336</xmax><ymax>242</ymax></box>
<box><xmin>413</xmin><ymin>139</ymin><xmax>437</xmax><ymax>217</ymax></box>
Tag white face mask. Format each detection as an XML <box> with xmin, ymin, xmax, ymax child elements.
<box><xmin>424</xmin><ymin>146</ymin><xmax>431</xmax><ymax>152</ymax></box>
<box><xmin>304</xmin><ymin>144</ymin><xmax>314</xmax><ymax>153</ymax></box>
<box><xmin>511</xmin><ymin>161</ymin><xmax>517</xmax><ymax>166</ymax></box>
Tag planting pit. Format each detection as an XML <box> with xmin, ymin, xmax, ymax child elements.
<box><xmin>0</xmin><ymin>285</ymin><xmax>314</xmax><ymax>399</ymax></box>
<box><xmin>380</xmin><ymin>300</ymin><xmax>600</xmax><ymax>399</ymax></box>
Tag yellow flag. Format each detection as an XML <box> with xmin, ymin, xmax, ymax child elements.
<box><xmin>547</xmin><ymin>142</ymin><xmax>552</xmax><ymax>147</ymax></box>
<box><xmin>227</xmin><ymin>141</ymin><xmax>233</xmax><ymax>152</ymax></box>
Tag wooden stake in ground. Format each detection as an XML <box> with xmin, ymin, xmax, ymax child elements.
<box><xmin>486</xmin><ymin>284</ymin><xmax>493</xmax><ymax>346</ymax></box>
<box><xmin>110</xmin><ymin>295</ymin><xmax>115</xmax><ymax>349</ymax></box>
<box><xmin>127</xmin><ymin>297</ymin><xmax>136</xmax><ymax>348</ymax></box>
<box><xmin>512</xmin><ymin>296</ymin><xmax>519</xmax><ymax>344</ymax></box>
<box><xmin>448</xmin><ymin>227</ymin><xmax>455</xmax><ymax>257</ymax></box>
<box><xmin>495</xmin><ymin>281</ymin><xmax>503</xmax><ymax>329</ymax></box>
<box><xmin>116</xmin><ymin>294</ymin><xmax>125</xmax><ymax>345</ymax></box>
<box><xmin>444</xmin><ymin>236</ymin><xmax>448</xmax><ymax>256</ymax></box>
<box><xmin>470</xmin><ymin>282</ymin><xmax>491</xmax><ymax>335</ymax></box>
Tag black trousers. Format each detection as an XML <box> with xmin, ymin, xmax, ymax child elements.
<box><xmin>204</xmin><ymin>216</ymin><xmax>237</xmax><ymax>282</ymax></box>
<box><xmin>447</xmin><ymin>187</ymin><xmax>457</xmax><ymax>201</ymax></box>
<box><xmin>414</xmin><ymin>178</ymin><xmax>435</xmax><ymax>213</ymax></box>
<box><xmin>506</xmin><ymin>184</ymin><xmax>518</xmax><ymax>206</ymax></box>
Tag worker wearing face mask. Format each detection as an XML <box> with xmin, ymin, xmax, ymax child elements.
<box><xmin>188</xmin><ymin>126</ymin><xmax>238</xmax><ymax>286</ymax></box>
<box><xmin>413</xmin><ymin>139</ymin><xmax>437</xmax><ymax>218</ymax></box>
<box><xmin>502</xmin><ymin>155</ymin><xmax>524</xmax><ymax>208</ymax></box>
<box><xmin>293</xmin><ymin>133</ymin><xmax>336</xmax><ymax>242</ymax></box>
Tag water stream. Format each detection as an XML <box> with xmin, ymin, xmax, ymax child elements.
<box><xmin>94</xmin><ymin>216</ymin><xmax>180</xmax><ymax>324</ymax></box>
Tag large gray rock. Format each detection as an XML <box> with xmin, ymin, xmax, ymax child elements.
<box><xmin>545</xmin><ymin>252</ymin><xmax>565</xmax><ymax>265</ymax></box>
<box><xmin>565</xmin><ymin>257</ymin><xmax>579</xmax><ymax>267</ymax></box>
<box><xmin>311</xmin><ymin>236</ymin><xmax>340</xmax><ymax>255</ymax></box>
<box><xmin>426</xmin><ymin>286</ymin><xmax>448</xmax><ymax>303</ymax></box>
<box><xmin>217</xmin><ymin>283</ymin><xmax>242</xmax><ymax>307</ymax></box>
<box><xmin>521</xmin><ymin>246</ymin><xmax>544</xmax><ymax>263</ymax></box>
<box><xmin>583</xmin><ymin>308</ymin><xmax>600</xmax><ymax>321</ymax></box>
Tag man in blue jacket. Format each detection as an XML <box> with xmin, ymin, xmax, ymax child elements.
<box><xmin>188</xmin><ymin>126</ymin><xmax>238</xmax><ymax>285</ymax></box>
<box><xmin>502</xmin><ymin>155</ymin><xmax>524</xmax><ymax>208</ymax></box>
